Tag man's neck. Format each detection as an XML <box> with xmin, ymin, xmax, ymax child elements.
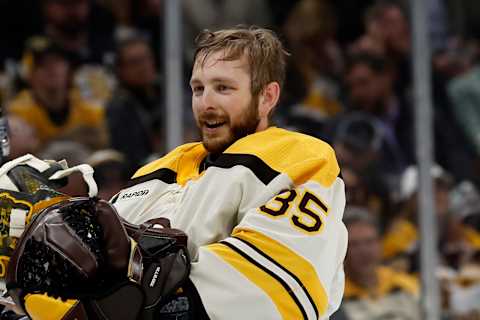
<box><xmin>199</xmin><ymin>153</ymin><xmax>220</xmax><ymax>173</ymax></box>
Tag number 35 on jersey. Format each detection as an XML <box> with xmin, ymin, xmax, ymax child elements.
<box><xmin>258</xmin><ymin>189</ymin><xmax>329</xmax><ymax>234</ymax></box>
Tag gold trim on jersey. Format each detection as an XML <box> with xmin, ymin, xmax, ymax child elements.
<box><xmin>132</xmin><ymin>127</ymin><xmax>340</xmax><ymax>188</ymax></box>
<box><xmin>225</xmin><ymin>127</ymin><xmax>339</xmax><ymax>187</ymax></box>
<box><xmin>232</xmin><ymin>227</ymin><xmax>329</xmax><ymax>316</ymax></box>
<box><xmin>132</xmin><ymin>143</ymin><xmax>208</xmax><ymax>186</ymax></box>
<box><xmin>207</xmin><ymin>242</ymin><xmax>305</xmax><ymax>320</ymax></box>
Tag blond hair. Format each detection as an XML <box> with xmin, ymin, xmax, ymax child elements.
<box><xmin>194</xmin><ymin>26</ymin><xmax>289</xmax><ymax>97</ymax></box>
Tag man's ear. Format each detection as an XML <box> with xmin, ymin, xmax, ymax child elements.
<box><xmin>258</xmin><ymin>82</ymin><xmax>280</xmax><ymax>118</ymax></box>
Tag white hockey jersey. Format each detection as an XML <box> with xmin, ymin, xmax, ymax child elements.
<box><xmin>112</xmin><ymin>127</ymin><xmax>347</xmax><ymax>320</ymax></box>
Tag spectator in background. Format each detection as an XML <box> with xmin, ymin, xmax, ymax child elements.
<box><xmin>382</xmin><ymin>165</ymin><xmax>478</xmax><ymax>274</ymax></box>
<box><xmin>333</xmin><ymin>112</ymin><xmax>384</xmax><ymax>173</ymax></box>
<box><xmin>7</xmin><ymin>36</ymin><xmax>107</xmax><ymax>150</ymax></box>
<box><xmin>41</xmin><ymin>0</ymin><xmax>117</xmax><ymax>104</ymax></box>
<box><xmin>342</xmin><ymin>206</ymin><xmax>421</xmax><ymax>320</ymax></box>
<box><xmin>341</xmin><ymin>165</ymin><xmax>391</xmax><ymax>227</ymax></box>
<box><xmin>41</xmin><ymin>0</ymin><xmax>115</xmax><ymax>65</ymax></box>
<box><xmin>344</xmin><ymin>53</ymin><xmax>414</xmax><ymax>176</ymax></box>
<box><xmin>283</xmin><ymin>0</ymin><xmax>343</xmax><ymax>129</ymax></box>
<box><xmin>87</xmin><ymin>149</ymin><xmax>129</xmax><ymax>200</ymax></box>
<box><xmin>329</xmin><ymin>0</ymin><xmax>375</xmax><ymax>48</ymax></box>
<box><xmin>448</xmin><ymin>59</ymin><xmax>480</xmax><ymax>182</ymax></box>
<box><xmin>333</xmin><ymin>113</ymin><xmax>393</xmax><ymax>223</ymax></box>
<box><xmin>350</xmin><ymin>1</ymin><xmax>411</xmax><ymax>97</ymax></box>
<box><xmin>106</xmin><ymin>33</ymin><xmax>163</xmax><ymax>174</ymax></box>
<box><xmin>130</xmin><ymin>0</ymin><xmax>165</xmax><ymax>69</ymax></box>
<box><xmin>353</xmin><ymin>1</ymin><xmax>411</xmax><ymax>57</ymax></box>
<box><xmin>445</xmin><ymin>181</ymin><xmax>480</xmax><ymax>318</ymax></box>
<box><xmin>348</xmin><ymin>2</ymin><xmax>475</xmax><ymax>182</ymax></box>
<box><xmin>450</xmin><ymin>181</ymin><xmax>480</xmax><ymax>245</ymax></box>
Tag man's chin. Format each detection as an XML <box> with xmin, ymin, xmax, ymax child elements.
<box><xmin>202</xmin><ymin>136</ymin><xmax>233</xmax><ymax>155</ymax></box>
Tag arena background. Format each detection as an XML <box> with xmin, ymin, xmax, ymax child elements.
<box><xmin>1</xmin><ymin>0</ymin><xmax>480</xmax><ymax>319</ymax></box>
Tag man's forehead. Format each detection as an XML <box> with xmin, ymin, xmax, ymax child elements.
<box><xmin>193</xmin><ymin>50</ymin><xmax>248</xmax><ymax>71</ymax></box>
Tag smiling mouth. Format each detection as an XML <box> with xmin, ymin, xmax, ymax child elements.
<box><xmin>204</xmin><ymin>121</ymin><xmax>226</xmax><ymax>129</ymax></box>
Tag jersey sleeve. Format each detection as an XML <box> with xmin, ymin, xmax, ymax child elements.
<box><xmin>189</xmin><ymin>161</ymin><xmax>347</xmax><ymax>319</ymax></box>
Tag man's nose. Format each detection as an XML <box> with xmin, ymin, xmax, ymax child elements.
<box><xmin>200</xmin><ymin>88</ymin><xmax>215</xmax><ymax>111</ymax></box>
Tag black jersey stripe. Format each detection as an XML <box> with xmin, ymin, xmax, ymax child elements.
<box><xmin>127</xmin><ymin>168</ymin><xmax>177</xmax><ymax>186</ymax></box>
<box><xmin>232</xmin><ymin>236</ymin><xmax>319</xmax><ymax>319</ymax></box>
<box><xmin>206</xmin><ymin>153</ymin><xmax>280</xmax><ymax>185</ymax></box>
<box><xmin>219</xmin><ymin>241</ymin><xmax>308</xmax><ymax>320</ymax></box>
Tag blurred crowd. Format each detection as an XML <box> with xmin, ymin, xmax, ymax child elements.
<box><xmin>0</xmin><ymin>0</ymin><xmax>480</xmax><ymax>319</ymax></box>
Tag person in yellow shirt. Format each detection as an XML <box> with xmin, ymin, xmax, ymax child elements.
<box><xmin>7</xmin><ymin>36</ymin><xmax>107</xmax><ymax>151</ymax></box>
<box><xmin>342</xmin><ymin>206</ymin><xmax>420</xmax><ymax>320</ymax></box>
<box><xmin>383</xmin><ymin>166</ymin><xmax>480</xmax><ymax>273</ymax></box>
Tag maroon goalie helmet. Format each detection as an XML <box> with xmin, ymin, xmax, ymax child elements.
<box><xmin>5</xmin><ymin>197</ymin><xmax>141</xmax><ymax>319</ymax></box>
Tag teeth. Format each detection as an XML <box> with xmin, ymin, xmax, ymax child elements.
<box><xmin>206</xmin><ymin>121</ymin><xmax>223</xmax><ymax>126</ymax></box>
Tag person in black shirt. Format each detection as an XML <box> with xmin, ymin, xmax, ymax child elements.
<box><xmin>106</xmin><ymin>33</ymin><xmax>163</xmax><ymax>174</ymax></box>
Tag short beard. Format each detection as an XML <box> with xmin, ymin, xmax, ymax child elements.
<box><xmin>200</xmin><ymin>97</ymin><xmax>260</xmax><ymax>155</ymax></box>
<box><xmin>230</xmin><ymin>98</ymin><xmax>261</xmax><ymax>144</ymax></box>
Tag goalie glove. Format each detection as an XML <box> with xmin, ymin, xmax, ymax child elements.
<box><xmin>6</xmin><ymin>197</ymin><xmax>138</xmax><ymax>320</ymax></box>
<box><xmin>1</xmin><ymin>155</ymin><xmax>190</xmax><ymax>319</ymax></box>
<box><xmin>5</xmin><ymin>198</ymin><xmax>190</xmax><ymax>320</ymax></box>
<box><xmin>124</xmin><ymin>218</ymin><xmax>190</xmax><ymax>319</ymax></box>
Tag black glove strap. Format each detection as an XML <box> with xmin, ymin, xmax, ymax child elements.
<box><xmin>81</xmin><ymin>280</ymin><xmax>144</xmax><ymax>320</ymax></box>
<box><xmin>154</xmin><ymin>279</ymin><xmax>210</xmax><ymax>320</ymax></box>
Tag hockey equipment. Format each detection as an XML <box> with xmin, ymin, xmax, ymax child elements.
<box><xmin>6</xmin><ymin>197</ymin><xmax>140</xmax><ymax>320</ymax></box>
<box><xmin>0</xmin><ymin>154</ymin><xmax>98</xmax><ymax>285</ymax></box>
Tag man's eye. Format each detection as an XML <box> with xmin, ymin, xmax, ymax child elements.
<box><xmin>192</xmin><ymin>86</ymin><xmax>204</xmax><ymax>95</ymax></box>
<box><xmin>217</xmin><ymin>85</ymin><xmax>229</xmax><ymax>91</ymax></box>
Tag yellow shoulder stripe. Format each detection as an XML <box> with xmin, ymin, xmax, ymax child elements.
<box><xmin>225</xmin><ymin>127</ymin><xmax>339</xmax><ymax>187</ymax></box>
<box><xmin>132</xmin><ymin>128</ymin><xmax>340</xmax><ymax>188</ymax></box>
<box><xmin>132</xmin><ymin>142</ymin><xmax>207</xmax><ymax>186</ymax></box>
